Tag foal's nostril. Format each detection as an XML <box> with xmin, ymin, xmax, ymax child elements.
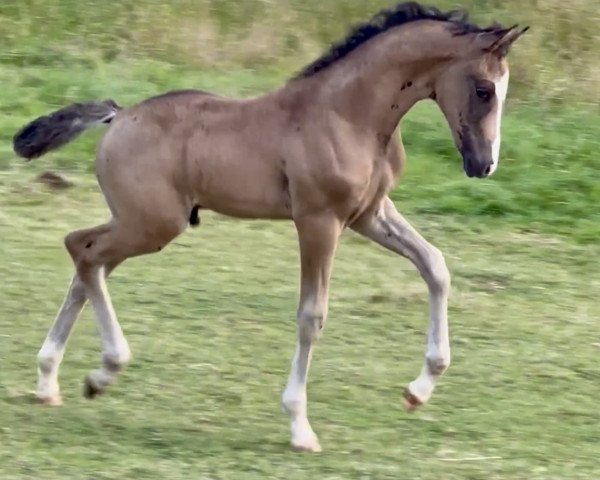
<box><xmin>484</xmin><ymin>165</ymin><xmax>492</xmax><ymax>176</ymax></box>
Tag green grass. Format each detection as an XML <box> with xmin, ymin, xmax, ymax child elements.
<box><xmin>1</xmin><ymin>0</ymin><xmax>599</xmax><ymax>478</ymax></box>
<box><xmin>0</xmin><ymin>71</ymin><xmax>599</xmax><ymax>478</ymax></box>
<box><xmin>2</xmin><ymin>0</ymin><xmax>600</xmax><ymax>102</ymax></box>
<box><xmin>1</xmin><ymin>171</ymin><xmax>599</xmax><ymax>479</ymax></box>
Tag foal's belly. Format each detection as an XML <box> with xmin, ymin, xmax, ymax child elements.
<box><xmin>199</xmin><ymin>191</ymin><xmax>293</xmax><ymax>220</ymax></box>
<box><xmin>188</xmin><ymin>154</ymin><xmax>293</xmax><ymax>220</ymax></box>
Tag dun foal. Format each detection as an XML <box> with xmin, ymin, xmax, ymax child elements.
<box><xmin>13</xmin><ymin>2</ymin><xmax>527</xmax><ymax>452</ymax></box>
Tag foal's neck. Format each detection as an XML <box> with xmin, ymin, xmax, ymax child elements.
<box><xmin>300</xmin><ymin>21</ymin><xmax>458</xmax><ymax>139</ymax></box>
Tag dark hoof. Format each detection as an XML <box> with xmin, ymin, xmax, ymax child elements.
<box><xmin>403</xmin><ymin>388</ymin><xmax>424</xmax><ymax>412</ymax></box>
<box><xmin>83</xmin><ymin>375</ymin><xmax>104</xmax><ymax>399</ymax></box>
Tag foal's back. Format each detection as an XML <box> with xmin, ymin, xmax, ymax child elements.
<box><xmin>97</xmin><ymin>89</ymin><xmax>294</xmax><ymax>221</ymax></box>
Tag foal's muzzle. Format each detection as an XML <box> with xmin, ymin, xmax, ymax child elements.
<box><xmin>462</xmin><ymin>151</ymin><xmax>494</xmax><ymax>179</ymax></box>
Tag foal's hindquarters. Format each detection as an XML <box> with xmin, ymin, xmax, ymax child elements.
<box><xmin>35</xmin><ymin>95</ymin><xmax>296</xmax><ymax>406</ymax></box>
<box><xmin>37</xmin><ymin>112</ymin><xmax>191</xmax><ymax>405</ymax></box>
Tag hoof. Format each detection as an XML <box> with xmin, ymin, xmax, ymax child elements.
<box><xmin>83</xmin><ymin>375</ymin><xmax>104</xmax><ymax>399</ymax></box>
<box><xmin>38</xmin><ymin>394</ymin><xmax>63</xmax><ymax>406</ymax></box>
<box><xmin>403</xmin><ymin>388</ymin><xmax>424</xmax><ymax>412</ymax></box>
<box><xmin>291</xmin><ymin>428</ymin><xmax>322</xmax><ymax>453</ymax></box>
<box><xmin>291</xmin><ymin>438</ymin><xmax>322</xmax><ymax>453</ymax></box>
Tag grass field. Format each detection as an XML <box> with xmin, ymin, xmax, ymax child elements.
<box><xmin>1</xmin><ymin>1</ymin><xmax>600</xmax><ymax>479</ymax></box>
<box><xmin>2</xmin><ymin>170</ymin><xmax>599</xmax><ymax>479</ymax></box>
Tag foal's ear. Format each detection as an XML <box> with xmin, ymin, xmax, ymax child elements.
<box><xmin>476</xmin><ymin>25</ymin><xmax>529</xmax><ymax>57</ymax></box>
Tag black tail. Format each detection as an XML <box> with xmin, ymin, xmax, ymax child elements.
<box><xmin>12</xmin><ymin>99</ymin><xmax>122</xmax><ymax>160</ymax></box>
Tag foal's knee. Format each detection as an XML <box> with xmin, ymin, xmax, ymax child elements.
<box><xmin>64</xmin><ymin>224</ymin><xmax>115</xmax><ymax>272</ymax></box>
<box><xmin>64</xmin><ymin>230</ymin><xmax>99</xmax><ymax>276</ymax></box>
<box><xmin>426</xmin><ymin>247</ymin><xmax>451</xmax><ymax>295</ymax></box>
<box><xmin>64</xmin><ymin>230</ymin><xmax>86</xmax><ymax>263</ymax></box>
<box><xmin>297</xmin><ymin>306</ymin><xmax>326</xmax><ymax>344</ymax></box>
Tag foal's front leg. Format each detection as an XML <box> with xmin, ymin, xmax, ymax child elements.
<box><xmin>282</xmin><ymin>214</ymin><xmax>342</xmax><ymax>453</ymax></box>
<box><xmin>352</xmin><ymin>197</ymin><xmax>451</xmax><ymax>409</ymax></box>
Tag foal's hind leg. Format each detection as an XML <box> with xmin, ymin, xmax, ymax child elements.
<box><xmin>36</xmin><ymin>264</ymin><xmax>119</xmax><ymax>405</ymax></box>
<box><xmin>352</xmin><ymin>197</ymin><xmax>451</xmax><ymax>410</ymax></box>
<box><xmin>37</xmin><ymin>275</ymin><xmax>87</xmax><ymax>405</ymax></box>
<box><xmin>64</xmin><ymin>217</ymin><xmax>184</xmax><ymax>398</ymax></box>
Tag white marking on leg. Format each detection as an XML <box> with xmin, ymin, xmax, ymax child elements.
<box><xmin>408</xmin><ymin>287</ymin><xmax>450</xmax><ymax>404</ymax></box>
<box><xmin>282</xmin><ymin>296</ymin><xmax>324</xmax><ymax>452</ymax></box>
<box><xmin>37</xmin><ymin>338</ymin><xmax>64</xmax><ymax>403</ymax></box>
<box><xmin>83</xmin><ymin>266</ymin><xmax>130</xmax><ymax>395</ymax></box>
<box><xmin>282</xmin><ymin>217</ymin><xmax>340</xmax><ymax>452</ymax></box>
<box><xmin>490</xmin><ymin>71</ymin><xmax>510</xmax><ymax>175</ymax></box>
<box><xmin>406</xmin><ymin>247</ymin><xmax>450</xmax><ymax>405</ymax></box>
<box><xmin>282</xmin><ymin>343</ymin><xmax>321</xmax><ymax>452</ymax></box>
<box><xmin>37</xmin><ymin>275</ymin><xmax>86</xmax><ymax>403</ymax></box>
<box><xmin>352</xmin><ymin>198</ymin><xmax>451</xmax><ymax>408</ymax></box>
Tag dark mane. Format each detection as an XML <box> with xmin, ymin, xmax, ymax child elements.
<box><xmin>296</xmin><ymin>1</ymin><xmax>499</xmax><ymax>78</ymax></box>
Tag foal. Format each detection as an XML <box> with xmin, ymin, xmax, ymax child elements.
<box><xmin>13</xmin><ymin>2</ymin><xmax>527</xmax><ymax>452</ymax></box>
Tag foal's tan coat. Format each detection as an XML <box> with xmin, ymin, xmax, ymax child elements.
<box><xmin>20</xmin><ymin>7</ymin><xmax>527</xmax><ymax>453</ymax></box>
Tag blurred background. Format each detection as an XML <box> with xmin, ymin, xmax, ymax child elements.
<box><xmin>1</xmin><ymin>1</ymin><xmax>599</xmax><ymax>479</ymax></box>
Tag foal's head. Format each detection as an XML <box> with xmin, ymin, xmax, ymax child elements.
<box><xmin>434</xmin><ymin>25</ymin><xmax>528</xmax><ymax>178</ymax></box>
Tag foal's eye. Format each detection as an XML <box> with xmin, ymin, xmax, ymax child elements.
<box><xmin>476</xmin><ymin>87</ymin><xmax>492</xmax><ymax>102</ymax></box>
